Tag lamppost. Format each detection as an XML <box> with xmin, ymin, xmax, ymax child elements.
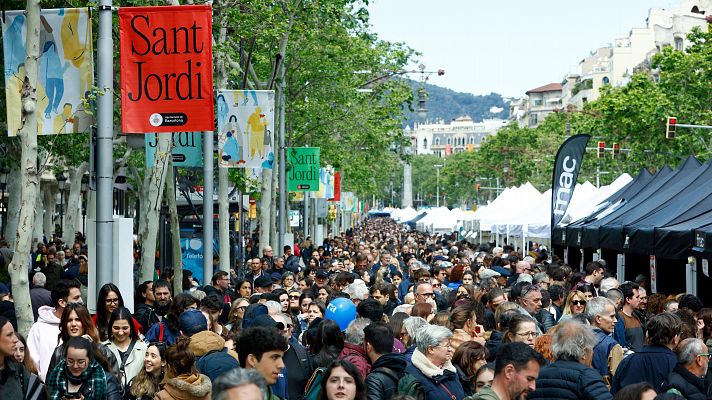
<box><xmin>57</xmin><ymin>172</ymin><xmax>68</xmax><ymax>237</ymax></box>
<box><xmin>81</xmin><ymin>174</ymin><xmax>89</xmax><ymax>234</ymax></box>
<box><xmin>0</xmin><ymin>166</ymin><xmax>8</xmax><ymax>239</ymax></box>
<box><xmin>434</xmin><ymin>164</ymin><xmax>443</xmax><ymax>207</ymax></box>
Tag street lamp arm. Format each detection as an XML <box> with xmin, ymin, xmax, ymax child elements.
<box><xmin>358</xmin><ymin>68</ymin><xmax>445</xmax><ymax>89</ymax></box>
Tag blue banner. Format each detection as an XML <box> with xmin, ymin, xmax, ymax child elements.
<box><xmin>146</xmin><ymin>132</ymin><xmax>203</xmax><ymax>167</ymax></box>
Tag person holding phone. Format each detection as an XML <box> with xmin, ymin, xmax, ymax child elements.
<box><xmin>449</xmin><ymin>302</ymin><xmax>486</xmax><ymax>350</ymax></box>
<box><xmin>47</xmin><ymin>336</ymin><xmax>112</xmax><ymax>400</ymax></box>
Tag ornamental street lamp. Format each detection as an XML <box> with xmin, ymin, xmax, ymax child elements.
<box><xmin>81</xmin><ymin>174</ymin><xmax>89</xmax><ymax>234</ymax></box>
<box><xmin>57</xmin><ymin>172</ymin><xmax>68</xmax><ymax>236</ymax></box>
<box><xmin>0</xmin><ymin>166</ymin><xmax>8</xmax><ymax>239</ymax></box>
<box><xmin>434</xmin><ymin>164</ymin><xmax>443</xmax><ymax>207</ymax></box>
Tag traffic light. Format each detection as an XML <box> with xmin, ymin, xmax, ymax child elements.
<box><xmin>597</xmin><ymin>141</ymin><xmax>605</xmax><ymax>158</ymax></box>
<box><xmin>666</xmin><ymin>117</ymin><xmax>677</xmax><ymax>139</ymax></box>
<box><xmin>612</xmin><ymin>143</ymin><xmax>620</xmax><ymax>159</ymax></box>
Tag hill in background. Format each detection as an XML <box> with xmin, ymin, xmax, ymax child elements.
<box><xmin>403</xmin><ymin>80</ymin><xmax>510</xmax><ymax>125</ymax></box>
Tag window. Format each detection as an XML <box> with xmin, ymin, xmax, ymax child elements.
<box><xmin>434</xmin><ymin>137</ymin><xmax>440</xmax><ymax>145</ymax></box>
<box><xmin>675</xmin><ymin>37</ymin><xmax>684</xmax><ymax>51</ymax></box>
<box><xmin>447</xmin><ymin>138</ymin><xmax>452</xmax><ymax>145</ymax></box>
<box><xmin>529</xmin><ymin>113</ymin><xmax>538</xmax><ymax>126</ymax></box>
<box><xmin>602</xmin><ymin>76</ymin><xmax>610</xmax><ymax>85</ymax></box>
<box><xmin>423</xmin><ymin>138</ymin><xmax>427</xmax><ymax>149</ymax></box>
<box><xmin>469</xmin><ymin>136</ymin><xmax>475</xmax><ymax>144</ymax></box>
<box><xmin>533</xmin><ymin>99</ymin><xmax>543</xmax><ymax>106</ymax></box>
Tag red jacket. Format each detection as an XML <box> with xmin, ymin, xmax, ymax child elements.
<box><xmin>337</xmin><ymin>342</ymin><xmax>371</xmax><ymax>380</ymax></box>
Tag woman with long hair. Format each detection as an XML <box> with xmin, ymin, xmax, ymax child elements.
<box><xmin>452</xmin><ymin>341</ymin><xmax>489</xmax><ymax>396</ymax></box>
<box><xmin>411</xmin><ymin>302</ymin><xmax>435</xmax><ymax>322</ymax></box>
<box><xmin>48</xmin><ymin>303</ymin><xmax>119</xmax><ymax>379</ymax></box>
<box><xmin>317</xmin><ymin>360</ymin><xmax>366</xmax><ymax>400</ymax></box>
<box><xmin>235</xmin><ymin>280</ymin><xmax>252</xmax><ymax>299</ymax></box>
<box><xmin>226</xmin><ymin>297</ymin><xmax>249</xmax><ymax>334</ymax></box>
<box><xmin>559</xmin><ymin>290</ymin><xmax>587</xmax><ymax>323</ymax></box>
<box><xmin>47</xmin><ymin>336</ymin><xmax>112</xmax><ymax>400</ymax></box>
<box><xmin>297</xmin><ymin>291</ymin><xmax>317</xmax><ymax>331</ymax></box>
<box><xmin>93</xmin><ymin>284</ymin><xmax>140</xmax><ymax>341</ymax></box>
<box><xmin>309</xmin><ymin>319</ymin><xmax>345</xmax><ymax>368</ymax></box>
<box><xmin>13</xmin><ymin>332</ymin><xmax>39</xmax><ymax>375</ymax></box>
<box><xmin>128</xmin><ymin>343</ymin><xmax>166</xmax><ymax>400</ymax></box>
<box><xmin>103</xmin><ymin>307</ymin><xmax>147</xmax><ymax>390</ymax></box>
<box><xmin>154</xmin><ymin>337</ymin><xmax>211</xmax><ymax>400</ymax></box>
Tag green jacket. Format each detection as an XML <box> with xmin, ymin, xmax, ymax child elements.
<box><xmin>267</xmin><ymin>387</ymin><xmax>283</xmax><ymax>400</ymax></box>
<box><xmin>465</xmin><ymin>385</ymin><xmax>501</xmax><ymax>400</ymax></box>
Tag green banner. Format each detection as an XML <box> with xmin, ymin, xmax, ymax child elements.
<box><xmin>288</xmin><ymin>147</ymin><xmax>320</xmax><ymax>191</ymax></box>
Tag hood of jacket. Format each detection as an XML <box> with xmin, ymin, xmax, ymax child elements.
<box><xmin>37</xmin><ymin>305</ymin><xmax>60</xmax><ymax>325</ymax></box>
<box><xmin>340</xmin><ymin>342</ymin><xmax>366</xmax><ymax>359</ymax></box>
<box><xmin>188</xmin><ymin>331</ymin><xmax>225</xmax><ymax>357</ymax></box>
<box><xmin>470</xmin><ymin>385</ymin><xmax>501</xmax><ymax>400</ymax></box>
<box><xmin>372</xmin><ymin>352</ymin><xmax>407</xmax><ymax>373</ymax></box>
<box><xmin>411</xmin><ymin>347</ymin><xmax>456</xmax><ymax>378</ymax></box>
<box><xmin>163</xmin><ymin>374</ymin><xmax>211</xmax><ymax>400</ymax></box>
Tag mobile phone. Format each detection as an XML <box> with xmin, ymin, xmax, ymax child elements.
<box><xmin>474</xmin><ymin>325</ymin><xmax>482</xmax><ymax>334</ymax></box>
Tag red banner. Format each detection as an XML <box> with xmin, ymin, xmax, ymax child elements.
<box><xmin>119</xmin><ymin>5</ymin><xmax>214</xmax><ymax>133</ymax></box>
<box><xmin>328</xmin><ymin>172</ymin><xmax>341</xmax><ymax>202</ymax></box>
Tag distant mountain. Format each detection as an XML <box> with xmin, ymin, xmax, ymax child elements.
<box><xmin>403</xmin><ymin>80</ymin><xmax>509</xmax><ymax>125</ymax></box>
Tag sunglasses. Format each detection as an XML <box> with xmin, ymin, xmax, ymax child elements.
<box><xmin>571</xmin><ymin>300</ymin><xmax>586</xmax><ymax>306</ymax></box>
<box><xmin>276</xmin><ymin>322</ymin><xmax>293</xmax><ymax>331</ymax></box>
<box><xmin>289</xmin><ymin>295</ymin><xmax>300</xmax><ymax>300</ymax></box>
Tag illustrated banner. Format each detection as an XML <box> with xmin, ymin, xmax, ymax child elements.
<box><xmin>119</xmin><ymin>5</ymin><xmax>214</xmax><ymax>133</ymax></box>
<box><xmin>2</xmin><ymin>8</ymin><xmax>94</xmax><ymax>136</ymax></box>
<box><xmin>217</xmin><ymin>90</ymin><xmax>275</xmax><ymax>169</ymax></box>
<box><xmin>314</xmin><ymin>167</ymin><xmax>335</xmax><ymax>199</ymax></box>
<box><xmin>341</xmin><ymin>192</ymin><xmax>356</xmax><ymax>212</ymax></box>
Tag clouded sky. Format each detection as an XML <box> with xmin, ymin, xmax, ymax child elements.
<box><xmin>369</xmin><ymin>0</ymin><xmax>677</xmax><ymax>97</ymax></box>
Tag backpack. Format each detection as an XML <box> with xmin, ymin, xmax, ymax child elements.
<box><xmin>304</xmin><ymin>367</ymin><xmax>327</xmax><ymax>400</ymax></box>
<box><xmin>397</xmin><ymin>374</ymin><xmax>425</xmax><ymax>400</ymax></box>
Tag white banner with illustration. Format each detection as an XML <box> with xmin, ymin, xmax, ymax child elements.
<box><xmin>216</xmin><ymin>90</ymin><xmax>275</xmax><ymax>169</ymax></box>
<box><xmin>3</xmin><ymin>8</ymin><xmax>94</xmax><ymax>136</ymax></box>
<box><xmin>314</xmin><ymin>166</ymin><xmax>335</xmax><ymax>199</ymax></box>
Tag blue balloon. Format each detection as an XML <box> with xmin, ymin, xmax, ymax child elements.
<box><xmin>325</xmin><ymin>297</ymin><xmax>357</xmax><ymax>331</ymax></box>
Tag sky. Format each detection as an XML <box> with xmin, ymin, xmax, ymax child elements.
<box><xmin>368</xmin><ymin>0</ymin><xmax>678</xmax><ymax>97</ymax></box>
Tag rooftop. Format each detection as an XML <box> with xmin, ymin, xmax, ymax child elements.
<box><xmin>526</xmin><ymin>82</ymin><xmax>563</xmax><ymax>94</ymax></box>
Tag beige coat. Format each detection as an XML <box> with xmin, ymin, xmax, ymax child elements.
<box><xmin>155</xmin><ymin>374</ymin><xmax>211</xmax><ymax>400</ymax></box>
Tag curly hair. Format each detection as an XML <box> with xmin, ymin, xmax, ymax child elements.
<box><xmin>165</xmin><ymin>336</ymin><xmax>197</xmax><ymax>377</ymax></box>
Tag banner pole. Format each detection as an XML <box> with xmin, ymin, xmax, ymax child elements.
<box><xmin>203</xmin><ymin>130</ymin><xmax>213</xmax><ymax>285</ymax></box>
<box><xmin>96</xmin><ymin>0</ymin><xmax>114</xmax><ymax>289</ymax></box>
<box><xmin>278</xmin><ymin>63</ymin><xmax>287</xmax><ymax>254</ymax></box>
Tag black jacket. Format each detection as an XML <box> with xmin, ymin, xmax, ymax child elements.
<box><xmin>0</xmin><ymin>358</ymin><xmax>30</xmax><ymax>399</ymax></box>
<box><xmin>366</xmin><ymin>353</ymin><xmax>407</xmax><ymax>400</ymax></box>
<box><xmin>527</xmin><ymin>359</ymin><xmax>612</xmax><ymax>400</ymax></box>
<box><xmin>661</xmin><ymin>363</ymin><xmax>708</xmax><ymax>400</ymax></box>
<box><xmin>611</xmin><ymin>345</ymin><xmax>677</xmax><ymax>394</ymax></box>
<box><xmin>536</xmin><ymin>309</ymin><xmax>556</xmax><ymax>333</ymax></box>
<box><xmin>133</xmin><ymin>303</ymin><xmax>158</xmax><ymax>334</ymax></box>
<box><xmin>284</xmin><ymin>341</ymin><xmax>313</xmax><ymax>400</ymax></box>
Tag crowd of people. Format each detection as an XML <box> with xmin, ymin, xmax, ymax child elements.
<box><xmin>1</xmin><ymin>217</ymin><xmax>712</xmax><ymax>400</ymax></box>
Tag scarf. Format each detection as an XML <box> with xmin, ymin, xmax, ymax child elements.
<box><xmin>48</xmin><ymin>359</ymin><xmax>108</xmax><ymax>400</ymax></box>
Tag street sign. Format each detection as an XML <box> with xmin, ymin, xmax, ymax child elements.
<box><xmin>287</xmin><ymin>147</ymin><xmax>320</xmax><ymax>191</ymax></box>
<box><xmin>145</xmin><ymin>132</ymin><xmax>203</xmax><ymax>167</ymax></box>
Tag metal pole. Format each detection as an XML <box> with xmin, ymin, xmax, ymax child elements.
<box><xmin>203</xmin><ymin>131</ymin><xmax>214</xmax><ymax>285</ymax></box>
<box><xmin>596</xmin><ymin>166</ymin><xmax>600</xmax><ymax>188</ymax></box>
<box><xmin>59</xmin><ymin>190</ymin><xmax>64</xmax><ymax>236</ymax></box>
<box><xmin>237</xmin><ymin>181</ymin><xmax>244</xmax><ymax>280</ymax></box>
<box><xmin>96</xmin><ymin>0</ymin><xmax>114</xmax><ymax>289</ymax></box>
<box><xmin>435</xmin><ymin>164</ymin><xmax>442</xmax><ymax>207</ymax></box>
<box><xmin>278</xmin><ymin>63</ymin><xmax>287</xmax><ymax>254</ymax></box>
<box><xmin>303</xmin><ymin>191</ymin><xmax>309</xmax><ymax>237</ymax></box>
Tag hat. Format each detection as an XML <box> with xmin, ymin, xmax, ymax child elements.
<box><xmin>439</xmin><ymin>261</ymin><xmax>453</xmax><ymax>269</ymax></box>
<box><xmin>248</xmin><ymin>314</ymin><xmax>278</xmax><ymax>329</ymax></box>
<box><xmin>0</xmin><ymin>282</ymin><xmax>9</xmax><ymax>295</ymax></box>
<box><xmin>478</xmin><ymin>268</ymin><xmax>501</xmax><ymax>280</ymax></box>
<box><xmin>316</xmin><ymin>270</ymin><xmax>329</xmax><ymax>279</ymax></box>
<box><xmin>254</xmin><ymin>276</ymin><xmax>272</xmax><ymax>288</ymax></box>
<box><xmin>410</xmin><ymin>261</ymin><xmax>428</xmax><ymax>271</ymax></box>
<box><xmin>434</xmin><ymin>255</ymin><xmax>449</xmax><ymax>261</ymax></box>
<box><xmin>270</xmin><ymin>272</ymin><xmax>283</xmax><ymax>282</ymax></box>
<box><xmin>78</xmin><ymin>255</ymin><xmax>88</xmax><ymax>262</ymax></box>
<box><xmin>179</xmin><ymin>309</ymin><xmax>208</xmax><ymax>336</ymax></box>
<box><xmin>517</xmin><ymin>273</ymin><xmax>533</xmax><ymax>284</ymax></box>
<box><xmin>492</xmin><ymin>266</ymin><xmax>511</xmax><ymax>277</ymax></box>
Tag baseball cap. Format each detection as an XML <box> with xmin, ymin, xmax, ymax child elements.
<box><xmin>0</xmin><ymin>282</ymin><xmax>9</xmax><ymax>295</ymax></box>
<box><xmin>316</xmin><ymin>270</ymin><xmax>329</xmax><ymax>279</ymax></box>
<box><xmin>270</xmin><ymin>272</ymin><xmax>283</xmax><ymax>282</ymax></box>
<box><xmin>179</xmin><ymin>309</ymin><xmax>208</xmax><ymax>337</ymax></box>
<box><xmin>248</xmin><ymin>314</ymin><xmax>278</xmax><ymax>329</ymax></box>
<box><xmin>434</xmin><ymin>255</ymin><xmax>449</xmax><ymax>261</ymax></box>
<box><xmin>492</xmin><ymin>266</ymin><xmax>511</xmax><ymax>277</ymax></box>
<box><xmin>478</xmin><ymin>268</ymin><xmax>501</xmax><ymax>280</ymax></box>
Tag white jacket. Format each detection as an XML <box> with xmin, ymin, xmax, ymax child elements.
<box><xmin>27</xmin><ymin>305</ymin><xmax>61</xmax><ymax>382</ymax></box>
<box><xmin>103</xmin><ymin>339</ymin><xmax>148</xmax><ymax>387</ymax></box>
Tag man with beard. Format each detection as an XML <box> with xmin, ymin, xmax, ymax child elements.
<box><xmin>135</xmin><ymin>279</ymin><xmax>172</xmax><ymax>334</ymax></box>
<box><xmin>469</xmin><ymin>342</ymin><xmax>546</xmax><ymax>400</ymax></box>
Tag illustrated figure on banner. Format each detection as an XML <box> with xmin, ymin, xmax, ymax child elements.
<box><xmin>217</xmin><ymin>90</ymin><xmax>274</xmax><ymax>169</ymax></box>
<box><xmin>2</xmin><ymin>8</ymin><xmax>93</xmax><ymax>136</ymax></box>
<box><xmin>247</xmin><ymin>106</ymin><xmax>268</xmax><ymax>158</ymax></box>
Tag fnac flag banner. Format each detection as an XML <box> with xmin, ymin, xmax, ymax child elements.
<box><xmin>550</xmin><ymin>134</ymin><xmax>590</xmax><ymax>237</ymax></box>
<box><xmin>119</xmin><ymin>5</ymin><xmax>214</xmax><ymax>133</ymax></box>
<box><xmin>217</xmin><ymin>90</ymin><xmax>275</xmax><ymax>169</ymax></box>
<box><xmin>2</xmin><ymin>8</ymin><xmax>94</xmax><ymax>136</ymax></box>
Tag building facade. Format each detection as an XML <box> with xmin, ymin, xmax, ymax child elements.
<box><xmin>408</xmin><ymin>116</ymin><xmax>507</xmax><ymax>158</ymax></box>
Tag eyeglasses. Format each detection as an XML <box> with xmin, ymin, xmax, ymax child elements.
<box><xmin>105</xmin><ymin>298</ymin><xmax>119</xmax><ymax>304</ymax></box>
<box><xmin>432</xmin><ymin>283</ymin><xmax>441</xmax><ymax>287</ymax></box>
<box><xmin>66</xmin><ymin>358</ymin><xmax>88</xmax><ymax>368</ymax></box>
<box><xmin>515</xmin><ymin>331</ymin><xmax>537</xmax><ymax>338</ymax></box>
<box><xmin>289</xmin><ymin>295</ymin><xmax>300</xmax><ymax>300</ymax></box>
<box><xmin>698</xmin><ymin>353</ymin><xmax>712</xmax><ymax>359</ymax></box>
<box><xmin>571</xmin><ymin>300</ymin><xmax>587</xmax><ymax>306</ymax></box>
<box><xmin>434</xmin><ymin>341</ymin><xmax>453</xmax><ymax>349</ymax></box>
<box><xmin>417</xmin><ymin>292</ymin><xmax>435</xmax><ymax>298</ymax></box>
<box><xmin>236</xmin><ymin>306</ymin><xmax>247</xmax><ymax>311</ymax></box>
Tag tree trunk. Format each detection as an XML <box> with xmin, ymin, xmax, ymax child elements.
<box><xmin>63</xmin><ymin>163</ymin><xmax>88</xmax><ymax>244</ymax></box>
<box><xmin>258</xmin><ymin>169</ymin><xmax>272</xmax><ymax>254</ymax></box>
<box><xmin>10</xmin><ymin>0</ymin><xmax>41</xmax><ymax>336</ymax></box>
<box><xmin>5</xmin><ymin>167</ymin><xmax>22</xmax><ymax>247</ymax></box>
<box><xmin>137</xmin><ymin>133</ymin><xmax>173</xmax><ymax>282</ymax></box>
<box><xmin>164</xmin><ymin>163</ymin><xmax>183</xmax><ymax>292</ymax></box>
